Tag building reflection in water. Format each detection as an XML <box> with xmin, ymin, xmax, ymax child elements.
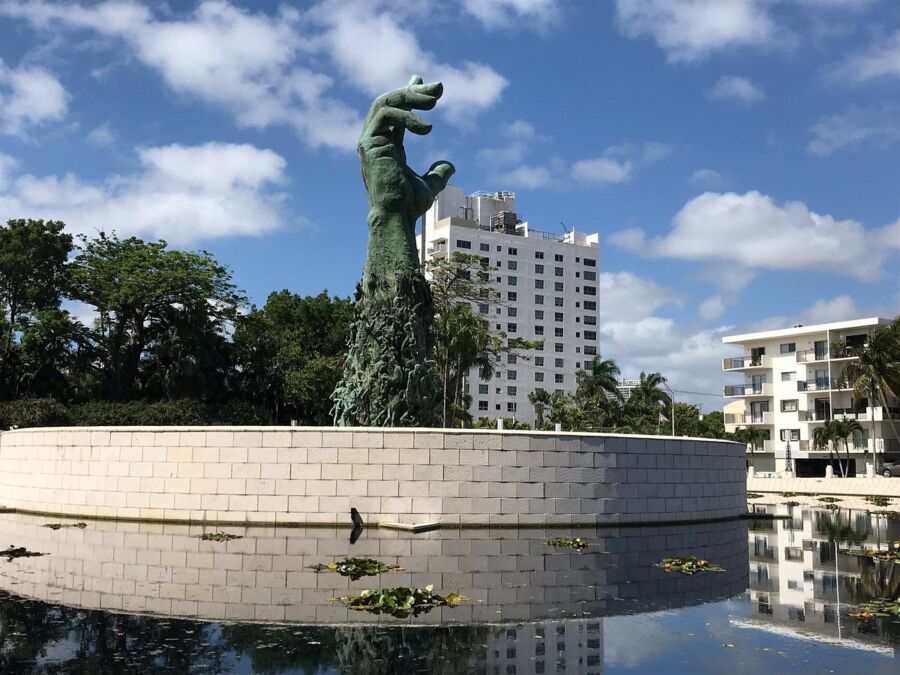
<box><xmin>743</xmin><ymin>503</ymin><xmax>900</xmax><ymax>656</ymax></box>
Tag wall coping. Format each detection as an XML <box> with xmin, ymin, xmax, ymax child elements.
<box><xmin>0</xmin><ymin>425</ymin><xmax>743</xmax><ymax>445</ymax></box>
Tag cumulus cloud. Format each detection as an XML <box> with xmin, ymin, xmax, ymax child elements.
<box><xmin>614</xmin><ymin>0</ymin><xmax>783</xmax><ymax>63</ymax></box>
<box><xmin>610</xmin><ymin>190</ymin><xmax>896</xmax><ymax>281</ymax></box>
<box><xmin>0</xmin><ymin>58</ymin><xmax>69</xmax><ymax>136</ymax></box>
<box><xmin>572</xmin><ymin>142</ymin><xmax>673</xmax><ymax>186</ymax></box>
<box><xmin>698</xmin><ymin>294</ymin><xmax>726</xmax><ymax>320</ymax></box>
<box><xmin>86</xmin><ymin>122</ymin><xmax>115</xmax><ymax>146</ymax></box>
<box><xmin>598</xmin><ymin>271</ymin><xmax>682</xmax><ymax>323</ymax></box>
<box><xmin>690</xmin><ymin>168</ymin><xmax>725</xmax><ymax>187</ymax></box>
<box><xmin>797</xmin><ymin>295</ymin><xmax>860</xmax><ymax>324</ymax></box>
<box><xmin>462</xmin><ymin>0</ymin><xmax>560</xmax><ymax>29</ymax></box>
<box><xmin>0</xmin><ymin>142</ymin><xmax>289</xmax><ymax>243</ymax></box>
<box><xmin>808</xmin><ymin>105</ymin><xmax>900</xmax><ymax>155</ymax></box>
<box><xmin>830</xmin><ymin>30</ymin><xmax>900</xmax><ymax>84</ymax></box>
<box><xmin>0</xmin><ymin>0</ymin><xmax>508</xmax><ymax>148</ymax></box>
<box><xmin>705</xmin><ymin>75</ymin><xmax>765</xmax><ymax>103</ymax></box>
<box><xmin>498</xmin><ymin>164</ymin><xmax>554</xmax><ymax>189</ymax></box>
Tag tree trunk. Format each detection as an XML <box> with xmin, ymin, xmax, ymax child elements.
<box><xmin>844</xmin><ymin>438</ymin><xmax>852</xmax><ymax>477</ymax></box>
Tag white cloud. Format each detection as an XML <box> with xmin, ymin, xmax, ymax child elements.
<box><xmin>571</xmin><ymin>157</ymin><xmax>633</xmax><ymax>185</ymax></box>
<box><xmin>310</xmin><ymin>0</ymin><xmax>508</xmax><ymax>126</ymax></box>
<box><xmin>598</xmin><ymin>271</ymin><xmax>682</xmax><ymax>323</ymax></box>
<box><xmin>830</xmin><ymin>30</ymin><xmax>900</xmax><ymax>83</ymax></box>
<box><xmin>462</xmin><ymin>0</ymin><xmax>560</xmax><ymax>28</ymax></box>
<box><xmin>698</xmin><ymin>294</ymin><xmax>726</xmax><ymax>320</ymax></box>
<box><xmin>0</xmin><ymin>58</ymin><xmax>69</xmax><ymax>136</ymax></box>
<box><xmin>705</xmin><ymin>75</ymin><xmax>765</xmax><ymax>103</ymax></box>
<box><xmin>808</xmin><ymin>105</ymin><xmax>900</xmax><ymax>155</ymax></box>
<box><xmin>614</xmin><ymin>0</ymin><xmax>782</xmax><ymax>63</ymax></box>
<box><xmin>690</xmin><ymin>167</ymin><xmax>725</xmax><ymax>187</ymax></box>
<box><xmin>86</xmin><ymin>122</ymin><xmax>115</xmax><ymax>146</ymax></box>
<box><xmin>798</xmin><ymin>295</ymin><xmax>860</xmax><ymax>324</ymax></box>
<box><xmin>0</xmin><ymin>142</ymin><xmax>289</xmax><ymax>243</ymax></box>
<box><xmin>499</xmin><ymin>164</ymin><xmax>554</xmax><ymax>189</ymax></box>
<box><xmin>611</xmin><ymin>190</ymin><xmax>894</xmax><ymax>282</ymax></box>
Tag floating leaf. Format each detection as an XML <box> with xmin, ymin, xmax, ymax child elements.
<box><xmin>746</xmin><ymin>493</ymin><xmax>764</xmax><ymax>499</ymax></box>
<box><xmin>43</xmin><ymin>522</ymin><xmax>87</xmax><ymax>530</ymax></box>
<box><xmin>845</xmin><ymin>542</ymin><xmax>900</xmax><ymax>562</ymax></box>
<box><xmin>850</xmin><ymin>598</ymin><xmax>900</xmax><ymax>618</ymax></box>
<box><xmin>547</xmin><ymin>537</ymin><xmax>590</xmax><ymax>551</ymax></box>
<box><xmin>864</xmin><ymin>495</ymin><xmax>892</xmax><ymax>507</ymax></box>
<box><xmin>336</xmin><ymin>586</ymin><xmax>466</xmax><ymax>618</ymax></box>
<box><xmin>2</xmin><ymin>545</ymin><xmax>44</xmax><ymax>561</ymax></box>
<box><xmin>196</xmin><ymin>532</ymin><xmax>242</xmax><ymax>542</ymax></box>
<box><xmin>309</xmin><ymin>557</ymin><xmax>401</xmax><ymax>581</ymax></box>
<box><xmin>818</xmin><ymin>497</ymin><xmax>842</xmax><ymax>504</ymax></box>
<box><xmin>654</xmin><ymin>555</ymin><xmax>725</xmax><ymax>575</ymax></box>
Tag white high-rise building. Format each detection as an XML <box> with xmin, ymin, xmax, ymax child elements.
<box><xmin>418</xmin><ymin>186</ymin><xmax>601</xmax><ymax>426</ymax></box>
<box><xmin>721</xmin><ymin>317</ymin><xmax>900</xmax><ymax>476</ymax></box>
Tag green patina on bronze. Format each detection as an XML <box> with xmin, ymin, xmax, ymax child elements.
<box><xmin>332</xmin><ymin>76</ymin><xmax>455</xmax><ymax>427</ymax></box>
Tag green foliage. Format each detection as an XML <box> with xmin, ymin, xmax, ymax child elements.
<box><xmin>0</xmin><ymin>398</ymin><xmax>72</xmax><ymax>428</ymax></box>
<box><xmin>747</xmin><ymin>493</ymin><xmax>764</xmax><ymax>499</ymax></box>
<box><xmin>43</xmin><ymin>522</ymin><xmax>87</xmax><ymax>530</ymax></box>
<box><xmin>865</xmin><ymin>495</ymin><xmax>893</xmax><ymax>507</ymax></box>
<box><xmin>2</xmin><ymin>546</ymin><xmax>44</xmax><ymax>560</ymax></box>
<box><xmin>845</xmin><ymin>541</ymin><xmax>900</xmax><ymax>562</ymax></box>
<box><xmin>197</xmin><ymin>532</ymin><xmax>242</xmax><ymax>542</ymax></box>
<box><xmin>311</xmin><ymin>557</ymin><xmax>401</xmax><ymax>581</ymax></box>
<box><xmin>547</xmin><ymin>537</ymin><xmax>591</xmax><ymax>550</ymax></box>
<box><xmin>473</xmin><ymin>416</ymin><xmax>530</xmax><ymax>430</ymax></box>
<box><xmin>850</xmin><ymin>598</ymin><xmax>900</xmax><ymax>619</ymax></box>
<box><xmin>655</xmin><ymin>556</ymin><xmax>725</xmax><ymax>575</ymax></box>
<box><xmin>336</xmin><ymin>585</ymin><xmax>465</xmax><ymax>618</ymax></box>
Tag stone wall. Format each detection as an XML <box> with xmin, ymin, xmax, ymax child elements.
<box><xmin>749</xmin><ymin>475</ymin><xmax>900</xmax><ymax>498</ymax></box>
<box><xmin>0</xmin><ymin>427</ymin><xmax>746</xmax><ymax>526</ymax></box>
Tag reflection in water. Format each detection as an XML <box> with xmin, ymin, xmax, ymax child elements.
<box><xmin>745</xmin><ymin>503</ymin><xmax>900</xmax><ymax>650</ymax></box>
<box><xmin>0</xmin><ymin>508</ymin><xmax>898</xmax><ymax>672</ymax></box>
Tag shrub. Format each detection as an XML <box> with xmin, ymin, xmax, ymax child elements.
<box><xmin>0</xmin><ymin>398</ymin><xmax>72</xmax><ymax>429</ymax></box>
<box><xmin>69</xmin><ymin>400</ymin><xmax>210</xmax><ymax>426</ymax></box>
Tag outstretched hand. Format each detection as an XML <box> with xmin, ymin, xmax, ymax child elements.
<box><xmin>359</xmin><ymin>75</ymin><xmax>455</xmax><ymax>220</ymax></box>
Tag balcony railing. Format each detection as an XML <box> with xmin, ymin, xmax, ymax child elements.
<box><xmin>796</xmin><ymin>346</ymin><xmax>863</xmax><ymax>362</ymax></box>
<box><xmin>723</xmin><ymin>356</ymin><xmax>769</xmax><ymax>370</ymax></box>
<box><xmin>797</xmin><ymin>378</ymin><xmax>848</xmax><ymax>392</ymax></box>
<box><xmin>725</xmin><ymin>412</ymin><xmax>773</xmax><ymax>425</ymax></box>
<box><xmin>724</xmin><ymin>383</ymin><xmax>771</xmax><ymax>397</ymax></box>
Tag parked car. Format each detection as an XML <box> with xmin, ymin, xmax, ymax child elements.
<box><xmin>881</xmin><ymin>461</ymin><xmax>900</xmax><ymax>477</ymax></box>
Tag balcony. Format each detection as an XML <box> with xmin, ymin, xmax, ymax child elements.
<box><xmin>796</xmin><ymin>349</ymin><xmax>828</xmax><ymax>364</ymax></box>
<box><xmin>797</xmin><ymin>378</ymin><xmax>847</xmax><ymax>392</ymax></box>
<box><xmin>724</xmin><ymin>382</ymin><xmax>772</xmax><ymax>397</ymax></box>
<box><xmin>725</xmin><ymin>412</ymin><xmax>773</xmax><ymax>425</ymax></box>
<box><xmin>802</xmin><ymin>406</ymin><xmax>900</xmax><ymax>423</ymax></box>
<box><xmin>722</xmin><ymin>355</ymin><xmax>770</xmax><ymax>370</ymax></box>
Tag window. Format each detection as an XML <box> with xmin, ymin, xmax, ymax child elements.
<box><xmin>583</xmin><ymin>270</ymin><xmax>596</xmax><ymax>281</ymax></box>
<box><xmin>535</xmin><ymin>372</ymin><xmax>544</xmax><ymax>382</ymax></box>
<box><xmin>535</xmin><ymin>279</ymin><xmax>544</xmax><ymax>289</ymax></box>
<box><xmin>507</xmin><ymin>386</ymin><xmax>517</xmax><ymax>396</ymax></box>
<box><xmin>535</xmin><ymin>357</ymin><xmax>544</xmax><ymax>366</ymax></box>
<box><xmin>554</xmin><ymin>253</ymin><xmax>564</xmax><ymax>262</ymax></box>
<box><xmin>555</xmin><ymin>327</ymin><xmax>564</xmax><ymax>337</ymax></box>
<box><xmin>583</xmin><ymin>258</ymin><xmax>596</xmax><ymax>267</ymax></box>
<box><xmin>507</xmin><ymin>276</ymin><xmax>517</xmax><ymax>286</ymax></box>
<box><xmin>456</xmin><ymin>239</ymin><xmax>471</xmax><ymax>249</ymax></box>
<box><xmin>584</xmin><ymin>331</ymin><xmax>596</xmax><ymax>340</ymax></box>
<box><xmin>781</xmin><ymin>399</ymin><xmax>798</xmax><ymax>412</ymax></box>
<box><xmin>508</xmin><ymin>260</ymin><xmax>517</xmax><ymax>270</ymax></box>
<box><xmin>584</xmin><ymin>345</ymin><xmax>597</xmax><ymax>355</ymax></box>
<box><xmin>554</xmin><ymin>282</ymin><xmax>564</xmax><ymax>292</ymax></box>
<box><xmin>534</xmin><ymin>294</ymin><xmax>544</xmax><ymax>304</ymax></box>
<box><xmin>496</xmin><ymin>245</ymin><xmax>501</xmax><ymax>252</ymax></box>
<box><xmin>583</xmin><ymin>285</ymin><xmax>596</xmax><ymax>296</ymax></box>
<box><xmin>507</xmin><ymin>292</ymin><xmax>517</xmax><ymax>301</ymax></box>
<box><xmin>554</xmin><ymin>297</ymin><xmax>564</xmax><ymax>307</ymax></box>
<box><xmin>555</xmin><ymin>373</ymin><xmax>564</xmax><ymax>384</ymax></box>
<box><xmin>479</xmin><ymin>242</ymin><xmax>489</xmax><ymax>252</ymax></box>
<box><xmin>478</xmin><ymin>303</ymin><xmax>488</xmax><ymax>314</ymax></box>
<box><xmin>507</xmin><ymin>402</ymin><xmax>517</xmax><ymax>412</ymax></box>
<box><xmin>584</xmin><ymin>300</ymin><xmax>597</xmax><ymax>311</ymax></box>
<box><xmin>507</xmin><ymin>323</ymin><xmax>517</xmax><ymax>333</ymax></box>
<box><xmin>781</xmin><ymin>371</ymin><xmax>797</xmax><ymax>381</ymax></box>
<box><xmin>507</xmin><ymin>354</ymin><xmax>517</xmax><ymax>364</ymax></box>
<box><xmin>535</xmin><ymin>326</ymin><xmax>544</xmax><ymax>335</ymax></box>
<box><xmin>554</xmin><ymin>342</ymin><xmax>564</xmax><ymax>353</ymax></box>
<box><xmin>555</xmin><ymin>267</ymin><xmax>564</xmax><ymax>276</ymax></box>
<box><xmin>555</xmin><ymin>358</ymin><xmax>564</xmax><ymax>368</ymax></box>
<box><xmin>535</xmin><ymin>340</ymin><xmax>544</xmax><ymax>351</ymax></box>
<box><xmin>478</xmin><ymin>400</ymin><xmax>488</xmax><ymax>411</ymax></box>
<box><xmin>507</xmin><ymin>370</ymin><xmax>517</xmax><ymax>380</ymax></box>
<box><xmin>780</xmin><ymin>429</ymin><xmax>801</xmax><ymax>441</ymax></box>
<box><xmin>535</xmin><ymin>264</ymin><xmax>544</xmax><ymax>274</ymax></box>
<box><xmin>534</xmin><ymin>310</ymin><xmax>544</xmax><ymax>320</ymax></box>
<box><xmin>780</xmin><ymin>342</ymin><xmax>796</xmax><ymax>354</ymax></box>
<box><xmin>508</xmin><ymin>307</ymin><xmax>517</xmax><ymax>317</ymax></box>
<box><xmin>508</xmin><ymin>247</ymin><xmax>517</xmax><ymax>256</ymax></box>
<box><xmin>584</xmin><ymin>315</ymin><xmax>596</xmax><ymax>325</ymax></box>
<box><xmin>535</xmin><ymin>251</ymin><xmax>544</xmax><ymax>259</ymax></box>
<box><xmin>555</xmin><ymin>312</ymin><xmax>564</xmax><ymax>322</ymax></box>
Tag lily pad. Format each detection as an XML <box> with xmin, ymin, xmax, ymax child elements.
<box><xmin>196</xmin><ymin>532</ymin><xmax>242</xmax><ymax>542</ymax></box>
<box><xmin>865</xmin><ymin>495</ymin><xmax>892</xmax><ymax>507</ymax></box>
<box><xmin>655</xmin><ymin>555</ymin><xmax>725</xmax><ymax>575</ymax></box>
<box><xmin>845</xmin><ymin>541</ymin><xmax>900</xmax><ymax>562</ymax></box>
<box><xmin>43</xmin><ymin>522</ymin><xmax>87</xmax><ymax>530</ymax></box>
<box><xmin>336</xmin><ymin>585</ymin><xmax>465</xmax><ymax>618</ymax></box>
<box><xmin>784</xmin><ymin>501</ymin><xmax>801</xmax><ymax>507</ymax></box>
<box><xmin>3</xmin><ymin>546</ymin><xmax>44</xmax><ymax>561</ymax></box>
<box><xmin>818</xmin><ymin>496</ymin><xmax>842</xmax><ymax>504</ymax></box>
<box><xmin>310</xmin><ymin>557</ymin><xmax>401</xmax><ymax>581</ymax></box>
<box><xmin>547</xmin><ymin>537</ymin><xmax>590</xmax><ymax>551</ymax></box>
<box><xmin>747</xmin><ymin>493</ymin><xmax>764</xmax><ymax>499</ymax></box>
<box><xmin>849</xmin><ymin>598</ymin><xmax>900</xmax><ymax>619</ymax></box>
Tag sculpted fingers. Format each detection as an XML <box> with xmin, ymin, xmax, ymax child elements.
<box><xmin>367</xmin><ymin>106</ymin><xmax>433</xmax><ymax>137</ymax></box>
<box><xmin>422</xmin><ymin>160</ymin><xmax>456</xmax><ymax>195</ymax></box>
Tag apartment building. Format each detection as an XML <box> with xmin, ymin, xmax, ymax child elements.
<box><xmin>722</xmin><ymin>318</ymin><xmax>899</xmax><ymax>476</ymax></box>
<box><xmin>418</xmin><ymin>186</ymin><xmax>601</xmax><ymax>426</ymax></box>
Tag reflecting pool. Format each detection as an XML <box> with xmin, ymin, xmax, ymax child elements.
<box><xmin>0</xmin><ymin>506</ymin><xmax>898</xmax><ymax>673</ymax></box>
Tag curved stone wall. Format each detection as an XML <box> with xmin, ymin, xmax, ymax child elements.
<box><xmin>0</xmin><ymin>427</ymin><xmax>746</xmax><ymax>526</ymax></box>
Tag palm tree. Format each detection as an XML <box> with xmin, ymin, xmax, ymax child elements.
<box><xmin>813</xmin><ymin>422</ymin><xmax>841</xmax><ymax>476</ymax></box>
<box><xmin>528</xmin><ymin>388</ymin><xmax>551</xmax><ymax>429</ymax></box>
<box><xmin>625</xmin><ymin>371</ymin><xmax>671</xmax><ymax>433</ymax></box>
<box><xmin>733</xmin><ymin>426</ymin><xmax>766</xmax><ymax>469</ymax></box>
<box><xmin>841</xmin><ymin>319</ymin><xmax>900</xmax><ymax>472</ymax></box>
<box><xmin>833</xmin><ymin>417</ymin><xmax>864</xmax><ymax>477</ymax></box>
<box><xmin>575</xmin><ymin>357</ymin><xmax>622</xmax><ymax>429</ymax></box>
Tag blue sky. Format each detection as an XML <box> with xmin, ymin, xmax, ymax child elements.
<box><xmin>0</xmin><ymin>0</ymin><xmax>898</xmax><ymax>406</ymax></box>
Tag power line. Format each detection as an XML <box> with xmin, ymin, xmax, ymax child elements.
<box><xmin>671</xmin><ymin>388</ymin><xmax>724</xmax><ymax>398</ymax></box>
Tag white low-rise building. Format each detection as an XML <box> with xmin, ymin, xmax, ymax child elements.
<box><xmin>418</xmin><ymin>186</ymin><xmax>601</xmax><ymax>426</ymax></box>
<box><xmin>722</xmin><ymin>318</ymin><xmax>899</xmax><ymax>476</ymax></box>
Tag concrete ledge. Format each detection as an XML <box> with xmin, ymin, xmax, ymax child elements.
<box><xmin>748</xmin><ymin>476</ymin><xmax>900</xmax><ymax>498</ymax></box>
<box><xmin>0</xmin><ymin>426</ymin><xmax>746</xmax><ymax>526</ymax></box>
